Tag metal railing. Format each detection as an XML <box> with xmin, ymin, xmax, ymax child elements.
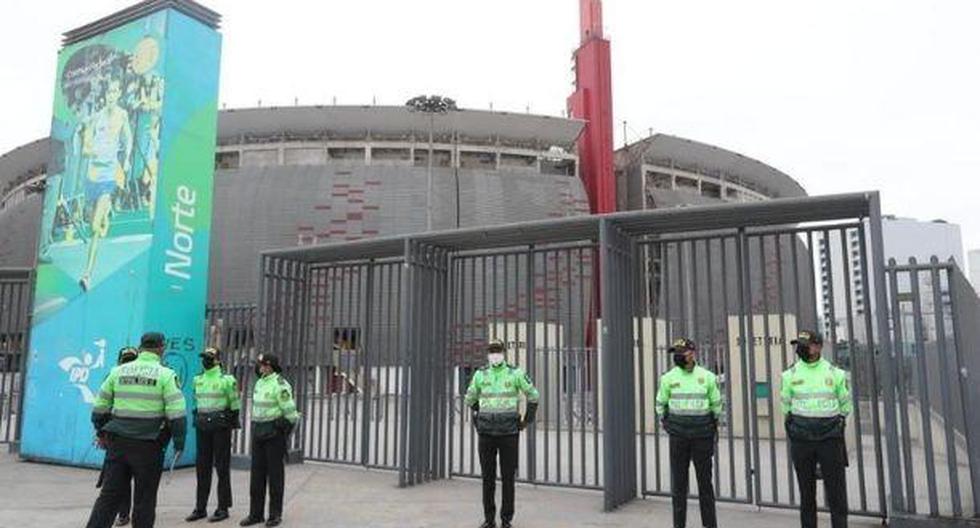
<box><xmin>0</xmin><ymin>268</ymin><xmax>32</xmax><ymax>446</ymax></box>
<box><xmin>884</xmin><ymin>257</ymin><xmax>979</xmax><ymax>522</ymax></box>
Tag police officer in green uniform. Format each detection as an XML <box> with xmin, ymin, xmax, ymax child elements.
<box><xmin>781</xmin><ymin>330</ymin><xmax>851</xmax><ymax>528</ymax></box>
<box><xmin>464</xmin><ymin>339</ymin><xmax>539</xmax><ymax>528</ymax></box>
<box><xmin>656</xmin><ymin>338</ymin><xmax>722</xmax><ymax>528</ymax></box>
<box><xmin>240</xmin><ymin>354</ymin><xmax>299</xmax><ymax>528</ymax></box>
<box><xmin>186</xmin><ymin>347</ymin><xmax>241</xmax><ymax>523</ymax></box>
<box><xmin>86</xmin><ymin>333</ymin><xmax>187</xmax><ymax>528</ymax></box>
<box><xmin>96</xmin><ymin>347</ymin><xmax>139</xmax><ymax>527</ymax></box>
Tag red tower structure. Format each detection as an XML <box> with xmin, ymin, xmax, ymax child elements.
<box><xmin>568</xmin><ymin>0</ymin><xmax>616</xmax><ymax>214</ymax></box>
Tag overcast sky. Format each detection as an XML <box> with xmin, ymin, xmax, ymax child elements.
<box><xmin>2</xmin><ymin>0</ymin><xmax>978</xmax><ymax>253</ymax></box>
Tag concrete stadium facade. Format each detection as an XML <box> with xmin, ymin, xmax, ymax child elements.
<box><xmin>0</xmin><ymin>105</ymin><xmax>806</xmax><ymax>308</ymax></box>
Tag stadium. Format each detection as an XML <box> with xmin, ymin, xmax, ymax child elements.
<box><xmin>0</xmin><ymin>105</ymin><xmax>806</xmax><ymax>305</ymax></box>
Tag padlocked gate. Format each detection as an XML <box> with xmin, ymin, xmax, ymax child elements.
<box><xmin>254</xmin><ymin>192</ymin><xmax>980</xmax><ymax>523</ymax></box>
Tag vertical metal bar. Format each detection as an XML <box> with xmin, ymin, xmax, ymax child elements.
<box><xmin>361</xmin><ymin>261</ymin><xmax>376</xmax><ymax>465</ymax></box>
<box><xmin>588</xmin><ymin>245</ymin><xmax>605</xmax><ymax>486</ymax></box>
<box><xmin>326</xmin><ymin>266</ymin><xmax>340</xmax><ymax>461</ymax></box>
<box><xmin>735</xmin><ymin>229</ymin><xmax>754</xmax><ymax>502</ymax></box>
<box><xmin>721</xmin><ymin>238</ymin><xmax>736</xmax><ymax>500</ymax></box>
<box><xmin>637</xmin><ymin>243</ymin><xmax>649</xmax><ymax>494</ymax></box>
<box><xmin>759</xmin><ymin>235</ymin><xmax>777</xmax><ymax>503</ymax></box>
<box><xmin>908</xmin><ymin>260</ymin><xmax>940</xmax><ymax>516</ymax></box>
<box><xmin>691</xmin><ymin>239</ymin><xmax>700</xmax><ymax>345</ymax></box>
<box><xmin>869</xmin><ymin>192</ymin><xmax>906</xmax><ymax>514</ymax></box>
<box><xmin>393</xmin><ymin>260</ymin><xmax>404</xmax><ymax>469</ymax></box>
<box><xmin>947</xmin><ymin>266</ymin><xmax>980</xmax><ymax>516</ymax></box>
<box><xmin>543</xmin><ymin>250</ymin><xmax>551</xmax><ymax>482</ymax></box>
<box><xmin>778</xmin><ymin>233</ymin><xmax>795</xmax><ymax>505</ymax></box>
<box><xmin>398</xmin><ymin>241</ymin><xmax>413</xmax><ymax>486</ymax></box>
<box><xmin>822</xmin><ymin>230</ymin><xmax>839</xmax><ymax>362</ymax></box>
<box><xmin>653</xmin><ymin>241</ymin><xmax>664</xmax><ymax>493</ymax></box>
<box><xmin>447</xmin><ymin>257</ymin><xmax>458</xmax><ymax>476</ymax></box>
<box><xmin>677</xmin><ymin>239</ymin><xmax>687</xmax><ymax>337</ymax></box>
<box><xmin>565</xmin><ymin>249</ymin><xmax>574</xmax><ymax>484</ymax></box>
<box><xmin>930</xmin><ymin>260</ymin><xmax>962</xmax><ymax>517</ymax></box>
<box><xmin>578</xmin><ymin>247</ymin><xmax>587</xmax><ymax>487</ymax></box>
<box><xmin>838</xmin><ymin>228</ymin><xmax>868</xmax><ymax>511</ymax></box>
<box><xmin>705</xmin><ymin>239</ymin><xmax>721</xmax><ymax>496</ymax></box>
<box><xmin>806</xmin><ymin>231</ymin><xmax>819</xmax><ymax>331</ymax></box>
<box><xmin>857</xmin><ymin>222</ymin><xmax>887</xmax><ymax>515</ymax></box>
<box><xmin>888</xmin><ymin>263</ymin><xmax>916</xmax><ymax>512</ymax></box>
<box><xmin>526</xmin><ymin>247</ymin><xmax>538</xmax><ymax>483</ymax></box>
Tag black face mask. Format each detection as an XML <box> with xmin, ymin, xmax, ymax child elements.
<box><xmin>254</xmin><ymin>364</ymin><xmax>262</xmax><ymax>377</ymax></box>
<box><xmin>202</xmin><ymin>357</ymin><xmax>216</xmax><ymax>370</ymax></box>
<box><xmin>795</xmin><ymin>343</ymin><xmax>811</xmax><ymax>362</ymax></box>
<box><xmin>673</xmin><ymin>353</ymin><xmax>687</xmax><ymax>368</ymax></box>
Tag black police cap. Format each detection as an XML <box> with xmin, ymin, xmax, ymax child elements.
<box><xmin>140</xmin><ymin>332</ymin><xmax>165</xmax><ymax>350</ymax></box>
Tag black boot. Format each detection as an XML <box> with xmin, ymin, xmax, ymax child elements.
<box><xmin>209</xmin><ymin>510</ymin><xmax>230</xmax><ymax>522</ymax></box>
<box><xmin>265</xmin><ymin>517</ymin><xmax>281</xmax><ymax>527</ymax></box>
<box><xmin>239</xmin><ymin>516</ymin><xmax>264</xmax><ymax>527</ymax></box>
<box><xmin>501</xmin><ymin>521</ymin><xmax>513</xmax><ymax>528</ymax></box>
<box><xmin>186</xmin><ymin>510</ymin><xmax>208</xmax><ymax>522</ymax></box>
<box><xmin>479</xmin><ymin>521</ymin><xmax>496</xmax><ymax>528</ymax></box>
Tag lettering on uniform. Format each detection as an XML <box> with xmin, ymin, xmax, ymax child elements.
<box><xmin>670</xmin><ymin>382</ymin><xmax>682</xmax><ymax>388</ymax></box>
<box><xmin>792</xmin><ymin>379</ymin><xmax>805</xmax><ymax>385</ymax></box>
<box><xmin>119</xmin><ymin>376</ymin><xmax>158</xmax><ymax>386</ymax></box>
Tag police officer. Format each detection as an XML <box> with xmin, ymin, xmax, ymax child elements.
<box><xmin>96</xmin><ymin>347</ymin><xmax>139</xmax><ymax>527</ymax></box>
<box><xmin>782</xmin><ymin>330</ymin><xmax>851</xmax><ymax>528</ymax></box>
<box><xmin>464</xmin><ymin>339</ymin><xmax>539</xmax><ymax>528</ymax></box>
<box><xmin>655</xmin><ymin>338</ymin><xmax>721</xmax><ymax>528</ymax></box>
<box><xmin>240</xmin><ymin>354</ymin><xmax>299</xmax><ymax>528</ymax></box>
<box><xmin>86</xmin><ymin>332</ymin><xmax>187</xmax><ymax>528</ymax></box>
<box><xmin>186</xmin><ymin>347</ymin><xmax>241</xmax><ymax>523</ymax></box>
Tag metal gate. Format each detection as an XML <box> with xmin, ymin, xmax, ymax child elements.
<box><xmin>883</xmin><ymin>257</ymin><xmax>979</xmax><ymax>523</ymax></box>
<box><xmin>634</xmin><ymin>224</ymin><xmax>888</xmax><ymax>518</ymax></box>
<box><xmin>255</xmin><ymin>192</ymin><xmax>980</xmax><ymax>521</ymax></box>
<box><xmin>0</xmin><ymin>268</ymin><xmax>32</xmax><ymax>446</ymax></box>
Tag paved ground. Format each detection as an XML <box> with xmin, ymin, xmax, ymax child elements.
<box><xmin>0</xmin><ymin>453</ymin><xmax>882</xmax><ymax>528</ymax></box>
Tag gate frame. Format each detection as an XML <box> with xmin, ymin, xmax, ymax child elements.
<box><xmin>257</xmin><ymin>192</ymin><xmax>908</xmax><ymax>515</ymax></box>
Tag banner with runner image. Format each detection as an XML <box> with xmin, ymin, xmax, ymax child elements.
<box><xmin>21</xmin><ymin>7</ymin><xmax>221</xmax><ymax>467</ymax></box>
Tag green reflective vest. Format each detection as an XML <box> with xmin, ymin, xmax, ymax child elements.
<box><xmin>251</xmin><ymin>372</ymin><xmax>299</xmax><ymax>439</ymax></box>
<box><xmin>193</xmin><ymin>366</ymin><xmax>240</xmax><ymax>430</ymax></box>
<box><xmin>92</xmin><ymin>351</ymin><xmax>187</xmax><ymax>442</ymax></box>
<box><xmin>464</xmin><ymin>363</ymin><xmax>539</xmax><ymax>436</ymax></box>
<box><xmin>781</xmin><ymin>357</ymin><xmax>851</xmax><ymax>441</ymax></box>
<box><xmin>655</xmin><ymin>364</ymin><xmax>723</xmax><ymax>438</ymax></box>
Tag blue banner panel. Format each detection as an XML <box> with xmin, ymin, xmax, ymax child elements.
<box><xmin>21</xmin><ymin>7</ymin><xmax>221</xmax><ymax>467</ymax></box>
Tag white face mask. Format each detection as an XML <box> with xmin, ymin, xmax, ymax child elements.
<box><xmin>487</xmin><ymin>352</ymin><xmax>505</xmax><ymax>366</ymax></box>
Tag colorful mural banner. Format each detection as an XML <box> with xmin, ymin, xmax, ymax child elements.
<box><xmin>20</xmin><ymin>7</ymin><xmax>221</xmax><ymax>467</ymax></box>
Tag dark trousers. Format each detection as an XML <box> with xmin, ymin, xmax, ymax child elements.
<box><xmin>196</xmin><ymin>428</ymin><xmax>233</xmax><ymax>511</ymax></box>
<box><xmin>791</xmin><ymin>438</ymin><xmax>848</xmax><ymax>528</ymax></box>
<box><xmin>669</xmin><ymin>435</ymin><xmax>717</xmax><ymax>528</ymax></box>
<box><xmin>97</xmin><ymin>457</ymin><xmax>132</xmax><ymax>518</ymax></box>
<box><xmin>249</xmin><ymin>434</ymin><xmax>287</xmax><ymax>520</ymax></box>
<box><xmin>86</xmin><ymin>437</ymin><xmax>164</xmax><ymax>528</ymax></box>
<box><xmin>478</xmin><ymin>434</ymin><xmax>519</xmax><ymax>523</ymax></box>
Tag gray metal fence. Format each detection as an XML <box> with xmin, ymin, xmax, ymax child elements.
<box><xmin>256</xmin><ymin>192</ymin><xmax>913</xmax><ymax>514</ymax></box>
<box><xmin>884</xmin><ymin>257</ymin><xmax>979</xmax><ymax>523</ymax></box>
<box><xmin>0</xmin><ymin>268</ymin><xmax>32</xmax><ymax>446</ymax></box>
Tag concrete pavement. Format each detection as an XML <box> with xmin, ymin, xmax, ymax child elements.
<box><xmin>0</xmin><ymin>453</ymin><xmax>881</xmax><ymax>527</ymax></box>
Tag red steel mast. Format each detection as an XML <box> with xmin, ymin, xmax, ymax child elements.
<box><xmin>568</xmin><ymin>0</ymin><xmax>616</xmax><ymax>214</ymax></box>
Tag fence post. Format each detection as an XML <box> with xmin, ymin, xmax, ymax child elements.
<box><xmin>599</xmin><ymin>218</ymin><xmax>638</xmax><ymax>510</ymax></box>
<box><xmin>868</xmin><ymin>193</ymin><xmax>906</xmax><ymax>513</ymax></box>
